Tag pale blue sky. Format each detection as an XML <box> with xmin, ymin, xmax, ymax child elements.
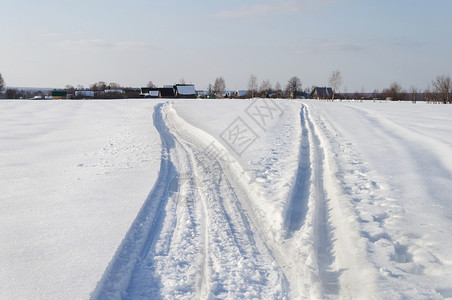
<box><xmin>1</xmin><ymin>0</ymin><xmax>451</xmax><ymax>91</ymax></box>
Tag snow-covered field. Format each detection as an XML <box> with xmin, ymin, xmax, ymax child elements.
<box><xmin>1</xmin><ymin>99</ymin><xmax>452</xmax><ymax>299</ymax></box>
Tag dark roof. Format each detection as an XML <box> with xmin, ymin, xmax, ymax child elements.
<box><xmin>140</xmin><ymin>87</ymin><xmax>159</xmax><ymax>93</ymax></box>
<box><xmin>140</xmin><ymin>87</ymin><xmax>151</xmax><ymax>94</ymax></box>
<box><xmin>311</xmin><ymin>87</ymin><xmax>333</xmax><ymax>99</ymax></box>
<box><xmin>52</xmin><ymin>90</ymin><xmax>67</xmax><ymax>97</ymax></box>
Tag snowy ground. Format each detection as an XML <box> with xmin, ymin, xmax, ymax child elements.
<box><xmin>0</xmin><ymin>100</ymin><xmax>163</xmax><ymax>299</ymax></box>
<box><xmin>1</xmin><ymin>99</ymin><xmax>452</xmax><ymax>299</ymax></box>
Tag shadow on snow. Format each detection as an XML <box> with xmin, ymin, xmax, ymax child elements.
<box><xmin>90</xmin><ymin>103</ymin><xmax>178</xmax><ymax>300</ymax></box>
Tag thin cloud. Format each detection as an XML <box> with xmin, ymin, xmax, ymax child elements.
<box><xmin>57</xmin><ymin>39</ymin><xmax>110</xmax><ymax>49</ymax></box>
<box><xmin>40</xmin><ymin>31</ymin><xmax>83</xmax><ymax>39</ymax></box>
<box><xmin>56</xmin><ymin>39</ymin><xmax>155</xmax><ymax>51</ymax></box>
<box><xmin>213</xmin><ymin>3</ymin><xmax>275</xmax><ymax>18</ymax></box>
<box><xmin>390</xmin><ymin>37</ymin><xmax>425</xmax><ymax>49</ymax></box>
<box><xmin>291</xmin><ymin>38</ymin><xmax>365</xmax><ymax>54</ymax></box>
<box><xmin>213</xmin><ymin>0</ymin><xmax>348</xmax><ymax>18</ymax></box>
<box><xmin>115</xmin><ymin>41</ymin><xmax>155</xmax><ymax>50</ymax></box>
<box><xmin>277</xmin><ymin>0</ymin><xmax>348</xmax><ymax>13</ymax></box>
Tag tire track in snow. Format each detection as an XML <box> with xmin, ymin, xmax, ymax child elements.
<box><xmin>306</xmin><ymin>102</ymin><xmax>382</xmax><ymax>299</ymax></box>
<box><xmin>93</xmin><ymin>101</ymin><xmax>380</xmax><ymax>299</ymax></box>
<box><xmin>165</xmin><ymin>103</ymin><xmax>328</xmax><ymax>298</ymax></box>
<box><xmin>166</xmin><ymin>102</ymin><xmax>348</xmax><ymax>299</ymax></box>
<box><xmin>91</xmin><ymin>103</ymin><xmax>183</xmax><ymax>299</ymax></box>
<box><xmin>302</xmin><ymin>104</ymin><xmax>341</xmax><ymax>298</ymax></box>
<box><xmin>165</xmin><ymin>104</ymin><xmax>288</xmax><ymax>299</ymax></box>
<box><xmin>91</xmin><ymin>104</ymin><xmax>211</xmax><ymax>299</ymax></box>
<box><xmin>125</xmin><ymin>119</ymin><xmax>208</xmax><ymax>299</ymax></box>
<box><xmin>165</xmin><ymin>102</ymin><xmax>343</xmax><ymax>299</ymax></box>
<box><xmin>281</xmin><ymin>103</ymin><xmax>339</xmax><ymax>297</ymax></box>
<box><xmin>284</xmin><ymin>104</ymin><xmax>310</xmax><ymax>236</ymax></box>
<box><xmin>122</xmin><ymin>104</ymin><xmax>217</xmax><ymax>299</ymax></box>
<box><xmin>92</xmin><ymin>103</ymin><xmax>288</xmax><ymax>299</ymax></box>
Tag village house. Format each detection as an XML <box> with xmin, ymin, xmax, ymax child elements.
<box><xmin>310</xmin><ymin>87</ymin><xmax>333</xmax><ymax>99</ymax></box>
<box><xmin>75</xmin><ymin>90</ymin><xmax>95</xmax><ymax>98</ymax></box>
<box><xmin>51</xmin><ymin>90</ymin><xmax>67</xmax><ymax>99</ymax></box>
<box><xmin>174</xmin><ymin>84</ymin><xmax>196</xmax><ymax>98</ymax></box>
<box><xmin>140</xmin><ymin>84</ymin><xmax>197</xmax><ymax>98</ymax></box>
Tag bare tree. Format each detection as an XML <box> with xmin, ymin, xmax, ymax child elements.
<box><xmin>108</xmin><ymin>82</ymin><xmax>121</xmax><ymax>90</ymax></box>
<box><xmin>6</xmin><ymin>88</ymin><xmax>20</xmax><ymax>99</ymax></box>
<box><xmin>147</xmin><ymin>81</ymin><xmax>156</xmax><ymax>88</ymax></box>
<box><xmin>5</xmin><ymin>88</ymin><xmax>42</xmax><ymax>99</ymax></box>
<box><xmin>286</xmin><ymin>76</ymin><xmax>302</xmax><ymax>99</ymax></box>
<box><xmin>433</xmin><ymin>75</ymin><xmax>451</xmax><ymax>104</ymax></box>
<box><xmin>343</xmin><ymin>86</ymin><xmax>349</xmax><ymax>99</ymax></box>
<box><xmin>409</xmin><ymin>86</ymin><xmax>419</xmax><ymax>103</ymax></box>
<box><xmin>214</xmin><ymin>77</ymin><xmax>226</xmax><ymax>98</ymax></box>
<box><xmin>353</xmin><ymin>90</ymin><xmax>363</xmax><ymax>100</ymax></box>
<box><xmin>423</xmin><ymin>86</ymin><xmax>434</xmax><ymax>103</ymax></box>
<box><xmin>372</xmin><ymin>89</ymin><xmax>381</xmax><ymax>100</ymax></box>
<box><xmin>328</xmin><ymin>70</ymin><xmax>342</xmax><ymax>99</ymax></box>
<box><xmin>65</xmin><ymin>85</ymin><xmax>75</xmax><ymax>95</ymax></box>
<box><xmin>208</xmin><ymin>83</ymin><xmax>213</xmax><ymax>98</ymax></box>
<box><xmin>90</xmin><ymin>81</ymin><xmax>107</xmax><ymax>91</ymax></box>
<box><xmin>274</xmin><ymin>82</ymin><xmax>282</xmax><ymax>98</ymax></box>
<box><xmin>0</xmin><ymin>72</ymin><xmax>4</xmax><ymax>93</ymax></box>
<box><xmin>259</xmin><ymin>79</ymin><xmax>272</xmax><ymax>98</ymax></box>
<box><xmin>383</xmin><ymin>82</ymin><xmax>404</xmax><ymax>101</ymax></box>
<box><xmin>248</xmin><ymin>74</ymin><xmax>258</xmax><ymax>98</ymax></box>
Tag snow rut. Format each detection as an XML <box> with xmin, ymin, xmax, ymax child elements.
<box><xmin>284</xmin><ymin>105</ymin><xmax>311</xmax><ymax>236</ymax></box>
<box><xmin>303</xmin><ymin>105</ymin><xmax>340</xmax><ymax>297</ymax></box>
<box><xmin>92</xmin><ymin>102</ymin><xmax>380</xmax><ymax>299</ymax></box>
<box><xmin>279</xmin><ymin>104</ymin><xmax>380</xmax><ymax>299</ymax></box>
<box><xmin>90</xmin><ymin>104</ymin><xmax>181</xmax><ymax>299</ymax></box>
<box><xmin>91</xmin><ymin>103</ymin><xmax>287</xmax><ymax>299</ymax></box>
<box><xmin>304</xmin><ymin>103</ymin><xmax>380</xmax><ymax>299</ymax></box>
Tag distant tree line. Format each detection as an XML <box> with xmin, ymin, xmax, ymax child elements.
<box><xmin>362</xmin><ymin>75</ymin><xmax>452</xmax><ymax>104</ymax></box>
<box><xmin>0</xmin><ymin>72</ymin><xmax>4</xmax><ymax>92</ymax></box>
<box><xmin>0</xmin><ymin>72</ymin><xmax>49</xmax><ymax>99</ymax></box>
<box><xmin>1</xmin><ymin>71</ymin><xmax>451</xmax><ymax>103</ymax></box>
<box><xmin>204</xmin><ymin>75</ymin><xmax>303</xmax><ymax>99</ymax></box>
<box><xmin>63</xmin><ymin>81</ymin><xmax>140</xmax><ymax>99</ymax></box>
<box><xmin>4</xmin><ymin>88</ymin><xmax>47</xmax><ymax>99</ymax></box>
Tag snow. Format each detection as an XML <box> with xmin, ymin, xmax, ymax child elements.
<box><xmin>75</xmin><ymin>91</ymin><xmax>94</xmax><ymax>97</ymax></box>
<box><xmin>0</xmin><ymin>100</ymin><xmax>163</xmax><ymax>299</ymax></box>
<box><xmin>307</xmin><ymin>101</ymin><xmax>452</xmax><ymax>298</ymax></box>
<box><xmin>75</xmin><ymin>90</ymin><xmax>95</xmax><ymax>97</ymax></box>
<box><xmin>149</xmin><ymin>90</ymin><xmax>159</xmax><ymax>97</ymax></box>
<box><xmin>1</xmin><ymin>99</ymin><xmax>452</xmax><ymax>299</ymax></box>
<box><xmin>175</xmin><ymin>85</ymin><xmax>196</xmax><ymax>96</ymax></box>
